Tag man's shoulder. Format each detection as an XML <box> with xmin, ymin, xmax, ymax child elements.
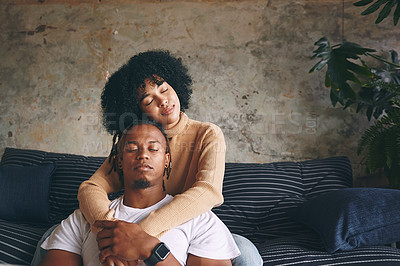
<box><xmin>67</xmin><ymin>209</ymin><xmax>89</xmax><ymax>227</ymax></box>
<box><xmin>109</xmin><ymin>196</ymin><xmax>123</xmax><ymax>209</ymax></box>
<box><xmin>178</xmin><ymin>210</ymin><xmax>222</xmax><ymax>232</ymax></box>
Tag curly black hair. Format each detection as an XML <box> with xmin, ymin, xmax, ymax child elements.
<box><xmin>101</xmin><ymin>50</ymin><xmax>193</xmax><ymax>136</ymax></box>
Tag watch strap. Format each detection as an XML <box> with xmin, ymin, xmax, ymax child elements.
<box><xmin>144</xmin><ymin>242</ymin><xmax>170</xmax><ymax>266</ymax></box>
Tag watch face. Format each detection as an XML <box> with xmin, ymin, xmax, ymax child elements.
<box><xmin>155</xmin><ymin>243</ymin><xmax>170</xmax><ymax>260</ymax></box>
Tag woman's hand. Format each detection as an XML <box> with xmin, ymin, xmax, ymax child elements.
<box><xmin>95</xmin><ymin>220</ymin><xmax>160</xmax><ymax>263</ymax></box>
<box><xmin>103</xmin><ymin>256</ymin><xmax>139</xmax><ymax>266</ymax></box>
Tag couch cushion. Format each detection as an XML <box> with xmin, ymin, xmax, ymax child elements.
<box><xmin>290</xmin><ymin>188</ymin><xmax>400</xmax><ymax>253</ymax></box>
<box><xmin>0</xmin><ymin>163</ymin><xmax>55</xmax><ymax>223</ymax></box>
<box><xmin>0</xmin><ymin>148</ymin><xmax>107</xmax><ymax>223</ymax></box>
<box><xmin>258</xmin><ymin>233</ymin><xmax>400</xmax><ymax>265</ymax></box>
<box><xmin>0</xmin><ymin>219</ymin><xmax>51</xmax><ymax>265</ymax></box>
<box><xmin>213</xmin><ymin>156</ymin><xmax>353</xmax><ymax>243</ymax></box>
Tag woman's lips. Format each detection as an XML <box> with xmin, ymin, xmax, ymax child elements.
<box><xmin>162</xmin><ymin>105</ymin><xmax>174</xmax><ymax>115</ymax></box>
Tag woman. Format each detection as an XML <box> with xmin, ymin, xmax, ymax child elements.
<box><xmin>78</xmin><ymin>50</ymin><xmax>262</xmax><ymax>265</ymax></box>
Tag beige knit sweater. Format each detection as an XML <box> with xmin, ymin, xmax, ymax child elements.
<box><xmin>77</xmin><ymin>113</ymin><xmax>226</xmax><ymax>238</ymax></box>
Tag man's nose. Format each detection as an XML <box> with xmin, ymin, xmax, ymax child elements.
<box><xmin>136</xmin><ymin>150</ymin><xmax>150</xmax><ymax>160</ymax></box>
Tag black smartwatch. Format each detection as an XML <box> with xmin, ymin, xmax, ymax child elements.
<box><xmin>144</xmin><ymin>242</ymin><xmax>171</xmax><ymax>266</ymax></box>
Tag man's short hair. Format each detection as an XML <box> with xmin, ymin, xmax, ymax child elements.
<box><xmin>113</xmin><ymin>120</ymin><xmax>171</xmax><ymax>185</ymax></box>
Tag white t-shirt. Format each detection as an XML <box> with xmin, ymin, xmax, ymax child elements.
<box><xmin>42</xmin><ymin>195</ymin><xmax>240</xmax><ymax>265</ymax></box>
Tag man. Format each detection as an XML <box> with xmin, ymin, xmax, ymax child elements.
<box><xmin>39</xmin><ymin>121</ymin><xmax>240</xmax><ymax>266</ymax></box>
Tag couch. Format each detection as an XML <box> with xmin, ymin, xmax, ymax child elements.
<box><xmin>1</xmin><ymin>147</ymin><xmax>400</xmax><ymax>265</ymax></box>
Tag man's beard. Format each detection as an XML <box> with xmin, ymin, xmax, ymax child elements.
<box><xmin>133</xmin><ymin>178</ymin><xmax>150</xmax><ymax>189</ymax></box>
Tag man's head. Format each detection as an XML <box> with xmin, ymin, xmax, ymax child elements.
<box><xmin>116</xmin><ymin>120</ymin><xmax>171</xmax><ymax>190</ymax></box>
<box><xmin>101</xmin><ymin>50</ymin><xmax>193</xmax><ymax>135</ymax></box>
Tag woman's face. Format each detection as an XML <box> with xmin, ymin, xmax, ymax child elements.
<box><xmin>138</xmin><ymin>78</ymin><xmax>181</xmax><ymax>129</ymax></box>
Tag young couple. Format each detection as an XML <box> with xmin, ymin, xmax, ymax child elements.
<box><xmin>37</xmin><ymin>50</ymin><xmax>263</xmax><ymax>265</ymax></box>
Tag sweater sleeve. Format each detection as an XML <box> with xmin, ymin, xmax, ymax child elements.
<box><xmin>138</xmin><ymin>125</ymin><xmax>226</xmax><ymax>238</ymax></box>
<box><xmin>77</xmin><ymin>157</ymin><xmax>123</xmax><ymax>232</ymax></box>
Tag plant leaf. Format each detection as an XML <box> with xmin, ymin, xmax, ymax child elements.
<box><xmin>361</xmin><ymin>0</ymin><xmax>390</xmax><ymax>16</ymax></box>
<box><xmin>355</xmin><ymin>0</ymin><xmax>400</xmax><ymax>25</ymax></box>
<box><xmin>376</xmin><ymin>0</ymin><xmax>396</xmax><ymax>23</ymax></box>
<box><xmin>337</xmin><ymin>41</ymin><xmax>376</xmax><ymax>57</ymax></box>
<box><xmin>310</xmin><ymin>38</ymin><xmax>375</xmax><ymax>107</ymax></box>
<box><xmin>357</xmin><ymin>109</ymin><xmax>400</xmax><ymax>182</ymax></box>
<box><xmin>394</xmin><ymin>2</ymin><xmax>400</xmax><ymax>25</ymax></box>
<box><xmin>309</xmin><ymin>59</ymin><xmax>329</xmax><ymax>73</ymax></box>
<box><xmin>325</xmin><ymin>72</ymin><xmax>331</xmax><ymax>88</ymax></box>
<box><xmin>367</xmin><ymin>106</ymin><xmax>374</xmax><ymax>120</ymax></box>
<box><xmin>354</xmin><ymin>0</ymin><xmax>375</xmax><ymax>6</ymax></box>
<box><xmin>357</xmin><ymin>80</ymin><xmax>399</xmax><ymax>120</ymax></box>
<box><xmin>346</xmin><ymin>61</ymin><xmax>373</xmax><ymax>77</ymax></box>
<box><xmin>330</xmin><ymin>86</ymin><xmax>339</xmax><ymax>107</ymax></box>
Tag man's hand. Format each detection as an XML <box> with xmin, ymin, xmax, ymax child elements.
<box><xmin>95</xmin><ymin>220</ymin><xmax>160</xmax><ymax>263</ymax></box>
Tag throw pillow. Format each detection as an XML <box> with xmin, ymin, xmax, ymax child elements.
<box><xmin>289</xmin><ymin>188</ymin><xmax>400</xmax><ymax>253</ymax></box>
<box><xmin>0</xmin><ymin>163</ymin><xmax>56</xmax><ymax>223</ymax></box>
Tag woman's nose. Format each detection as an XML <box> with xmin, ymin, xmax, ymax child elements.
<box><xmin>160</xmin><ymin>98</ymin><xmax>168</xmax><ymax>107</ymax></box>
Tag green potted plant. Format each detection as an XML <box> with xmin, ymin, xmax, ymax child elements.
<box><xmin>309</xmin><ymin>0</ymin><xmax>400</xmax><ymax>188</ymax></box>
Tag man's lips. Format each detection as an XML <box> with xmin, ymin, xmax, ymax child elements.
<box><xmin>162</xmin><ymin>105</ymin><xmax>174</xmax><ymax>115</ymax></box>
<box><xmin>134</xmin><ymin>163</ymin><xmax>153</xmax><ymax>170</ymax></box>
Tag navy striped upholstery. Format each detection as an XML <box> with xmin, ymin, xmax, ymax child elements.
<box><xmin>0</xmin><ymin>148</ymin><xmax>107</xmax><ymax>264</ymax></box>
<box><xmin>259</xmin><ymin>233</ymin><xmax>400</xmax><ymax>265</ymax></box>
<box><xmin>213</xmin><ymin>157</ymin><xmax>353</xmax><ymax>242</ymax></box>
<box><xmin>0</xmin><ymin>220</ymin><xmax>49</xmax><ymax>265</ymax></box>
<box><xmin>0</xmin><ymin>147</ymin><xmax>106</xmax><ymax>223</ymax></box>
<box><xmin>1</xmin><ymin>148</ymin><xmax>399</xmax><ymax>265</ymax></box>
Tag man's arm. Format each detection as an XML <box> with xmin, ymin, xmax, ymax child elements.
<box><xmin>95</xmin><ymin>220</ymin><xmax>231</xmax><ymax>266</ymax></box>
<box><xmin>96</xmin><ymin>220</ymin><xmax>182</xmax><ymax>265</ymax></box>
<box><xmin>39</xmin><ymin>250</ymin><xmax>82</xmax><ymax>266</ymax></box>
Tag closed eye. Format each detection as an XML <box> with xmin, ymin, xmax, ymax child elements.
<box><xmin>145</xmin><ymin>99</ymin><xmax>154</xmax><ymax>106</ymax></box>
<box><xmin>126</xmin><ymin>142</ymin><xmax>138</xmax><ymax>151</ymax></box>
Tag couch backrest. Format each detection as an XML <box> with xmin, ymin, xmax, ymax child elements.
<box><xmin>0</xmin><ymin>147</ymin><xmax>106</xmax><ymax>223</ymax></box>
<box><xmin>213</xmin><ymin>156</ymin><xmax>353</xmax><ymax>243</ymax></box>
<box><xmin>1</xmin><ymin>148</ymin><xmax>352</xmax><ymax>241</ymax></box>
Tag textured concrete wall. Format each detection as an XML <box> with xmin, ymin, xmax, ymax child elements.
<box><xmin>1</xmin><ymin>0</ymin><xmax>398</xmax><ymax>179</ymax></box>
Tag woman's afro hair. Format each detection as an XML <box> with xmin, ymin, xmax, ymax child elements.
<box><xmin>101</xmin><ymin>50</ymin><xmax>193</xmax><ymax>135</ymax></box>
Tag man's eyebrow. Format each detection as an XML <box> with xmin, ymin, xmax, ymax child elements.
<box><xmin>126</xmin><ymin>140</ymin><xmax>161</xmax><ymax>144</ymax></box>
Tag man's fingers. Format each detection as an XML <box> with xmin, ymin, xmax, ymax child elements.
<box><xmin>95</xmin><ymin>220</ymin><xmax>117</xmax><ymax>229</ymax></box>
<box><xmin>97</xmin><ymin>237</ymin><xmax>113</xmax><ymax>251</ymax></box>
<box><xmin>97</xmin><ymin>227</ymin><xmax>113</xmax><ymax>241</ymax></box>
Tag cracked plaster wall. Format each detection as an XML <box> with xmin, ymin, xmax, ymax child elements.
<box><xmin>1</xmin><ymin>0</ymin><xmax>398</xmax><ymax>179</ymax></box>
